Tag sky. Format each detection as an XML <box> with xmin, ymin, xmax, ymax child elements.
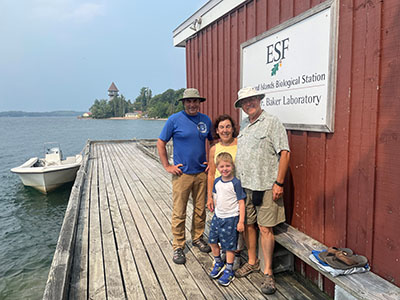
<box><xmin>0</xmin><ymin>0</ymin><xmax>208</xmax><ymax>112</ymax></box>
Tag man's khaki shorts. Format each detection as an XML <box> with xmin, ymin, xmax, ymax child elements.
<box><xmin>244</xmin><ymin>189</ymin><xmax>285</xmax><ymax>227</ymax></box>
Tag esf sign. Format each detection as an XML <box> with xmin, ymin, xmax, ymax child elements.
<box><xmin>241</xmin><ymin>0</ymin><xmax>339</xmax><ymax>132</ymax></box>
<box><xmin>266</xmin><ymin>38</ymin><xmax>289</xmax><ymax>64</ymax></box>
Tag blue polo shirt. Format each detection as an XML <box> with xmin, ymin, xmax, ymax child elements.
<box><xmin>159</xmin><ymin>110</ymin><xmax>213</xmax><ymax>174</ymax></box>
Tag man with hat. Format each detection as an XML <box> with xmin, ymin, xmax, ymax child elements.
<box><xmin>157</xmin><ymin>88</ymin><xmax>213</xmax><ymax>264</ymax></box>
<box><xmin>234</xmin><ymin>87</ymin><xmax>290</xmax><ymax>295</ymax></box>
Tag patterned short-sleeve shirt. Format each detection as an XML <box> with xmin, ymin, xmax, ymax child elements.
<box><xmin>236</xmin><ymin>110</ymin><xmax>290</xmax><ymax>190</ymax></box>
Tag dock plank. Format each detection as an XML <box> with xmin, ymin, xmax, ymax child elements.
<box><xmin>97</xmin><ymin>144</ymin><xmax>125</xmax><ymax>299</ymax></box>
<box><xmin>88</xmin><ymin>145</ymin><xmax>106</xmax><ymax>299</ymax></box>
<box><xmin>68</xmin><ymin>151</ymin><xmax>92</xmax><ymax>300</ymax></box>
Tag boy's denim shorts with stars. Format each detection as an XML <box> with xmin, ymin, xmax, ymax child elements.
<box><xmin>208</xmin><ymin>214</ymin><xmax>239</xmax><ymax>251</ymax></box>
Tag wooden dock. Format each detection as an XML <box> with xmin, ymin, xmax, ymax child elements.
<box><xmin>43</xmin><ymin>140</ymin><xmax>327</xmax><ymax>300</ymax></box>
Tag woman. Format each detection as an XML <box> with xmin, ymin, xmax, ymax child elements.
<box><xmin>207</xmin><ymin>114</ymin><xmax>238</xmax><ymax>211</ymax></box>
<box><xmin>207</xmin><ymin>114</ymin><xmax>242</xmax><ymax>270</ymax></box>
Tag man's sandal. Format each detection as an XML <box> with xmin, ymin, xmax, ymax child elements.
<box><xmin>235</xmin><ymin>258</ymin><xmax>260</xmax><ymax>278</ymax></box>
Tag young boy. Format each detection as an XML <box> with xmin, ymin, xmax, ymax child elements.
<box><xmin>208</xmin><ymin>152</ymin><xmax>246</xmax><ymax>286</ymax></box>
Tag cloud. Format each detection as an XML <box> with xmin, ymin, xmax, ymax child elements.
<box><xmin>31</xmin><ymin>0</ymin><xmax>106</xmax><ymax>23</ymax></box>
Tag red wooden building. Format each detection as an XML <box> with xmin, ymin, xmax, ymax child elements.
<box><xmin>174</xmin><ymin>0</ymin><xmax>400</xmax><ymax>295</ymax></box>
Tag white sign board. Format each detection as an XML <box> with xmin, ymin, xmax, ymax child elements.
<box><xmin>241</xmin><ymin>0</ymin><xmax>338</xmax><ymax>132</ymax></box>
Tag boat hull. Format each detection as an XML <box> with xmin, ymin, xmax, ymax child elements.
<box><xmin>11</xmin><ymin>156</ymin><xmax>82</xmax><ymax>193</ymax></box>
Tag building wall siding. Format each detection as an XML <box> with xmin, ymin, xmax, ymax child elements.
<box><xmin>184</xmin><ymin>0</ymin><xmax>400</xmax><ymax>291</ymax></box>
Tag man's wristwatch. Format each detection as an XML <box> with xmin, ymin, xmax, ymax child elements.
<box><xmin>274</xmin><ymin>180</ymin><xmax>284</xmax><ymax>187</ymax></box>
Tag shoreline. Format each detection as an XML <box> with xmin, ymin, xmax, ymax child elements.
<box><xmin>108</xmin><ymin>117</ymin><xmax>168</xmax><ymax>121</ymax></box>
<box><xmin>78</xmin><ymin>117</ymin><xmax>168</xmax><ymax>121</ymax></box>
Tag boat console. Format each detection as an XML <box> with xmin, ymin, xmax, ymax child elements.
<box><xmin>45</xmin><ymin>147</ymin><xmax>63</xmax><ymax>166</ymax></box>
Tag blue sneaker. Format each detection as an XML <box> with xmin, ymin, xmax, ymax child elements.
<box><xmin>209</xmin><ymin>261</ymin><xmax>225</xmax><ymax>279</ymax></box>
<box><xmin>218</xmin><ymin>269</ymin><xmax>235</xmax><ymax>286</ymax></box>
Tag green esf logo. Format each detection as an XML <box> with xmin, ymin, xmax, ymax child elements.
<box><xmin>266</xmin><ymin>38</ymin><xmax>289</xmax><ymax>76</ymax></box>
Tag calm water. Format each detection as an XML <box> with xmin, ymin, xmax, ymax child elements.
<box><xmin>0</xmin><ymin>117</ymin><xmax>166</xmax><ymax>299</ymax></box>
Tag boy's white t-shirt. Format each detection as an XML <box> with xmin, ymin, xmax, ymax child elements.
<box><xmin>213</xmin><ymin>176</ymin><xmax>246</xmax><ymax>218</ymax></box>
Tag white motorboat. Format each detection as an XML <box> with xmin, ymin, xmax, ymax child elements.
<box><xmin>11</xmin><ymin>144</ymin><xmax>82</xmax><ymax>193</ymax></box>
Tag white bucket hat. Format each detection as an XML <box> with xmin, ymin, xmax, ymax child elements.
<box><xmin>179</xmin><ymin>88</ymin><xmax>206</xmax><ymax>102</ymax></box>
<box><xmin>234</xmin><ymin>87</ymin><xmax>265</xmax><ymax>108</ymax></box>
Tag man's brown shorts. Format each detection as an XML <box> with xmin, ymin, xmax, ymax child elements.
<box><xmin>244</xmin><ymin>189</ymin><xmax>285</xmax><ymax>227</ymax></box>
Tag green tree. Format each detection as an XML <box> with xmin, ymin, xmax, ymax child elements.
<box><xmin>145</xmin><ymin>88</ymin><xmax>184</xmax><ymax>118</ymax></box>
<box><xmin>109</xmin><ymin>95</ymin><xmax>129</xmax><ymax>117</ymax></box>
<box><xmin>90</xmin><ymin>95</ymin><xmax>132</xmax><ymax>118</ymax></box>
<box><xmin>134</xmin><ymin>87</ymin><xmax>152</xmax><ymax>112</ymax></box>
<box><xmin>90</xmin><ymin>99</ymin><xmax>112</xmax><ymax>118</ymax></box>
<box><xmin>89</xmin><ymin>87</ymin><xmax>185</xmax><ymax>119</ymax></box>
<box><xmin>91</xmin><ymin>100</ymin><xmax>104</xmax><ymax>118</ymax></box>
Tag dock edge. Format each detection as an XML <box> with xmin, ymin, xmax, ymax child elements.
<box><xmin>42</xmin><ymin>140</ymin><xmax>91</xmax><ymax>300</ymax></box>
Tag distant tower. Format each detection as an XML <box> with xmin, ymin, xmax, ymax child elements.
<box><xmin>108</xmin><ymin>82</ymin><xmax>119</xmax><ymax>100</ymax></box>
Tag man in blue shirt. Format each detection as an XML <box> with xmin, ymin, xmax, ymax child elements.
<box><xmin>157</xmin><ymin>88</ymin><xmax>213</xmax><ymax>264</ymax></box>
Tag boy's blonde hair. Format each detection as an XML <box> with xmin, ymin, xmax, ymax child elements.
<box><xmin>215</xmin><ymin>152</ymin><xmax>234</xmax><ymax>168</ymax></box>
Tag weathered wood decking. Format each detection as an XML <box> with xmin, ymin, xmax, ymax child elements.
<box><xmin>44</xmin><ymin>140</ymin><xmax>326</xmax><ymax>299</ymax></box>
